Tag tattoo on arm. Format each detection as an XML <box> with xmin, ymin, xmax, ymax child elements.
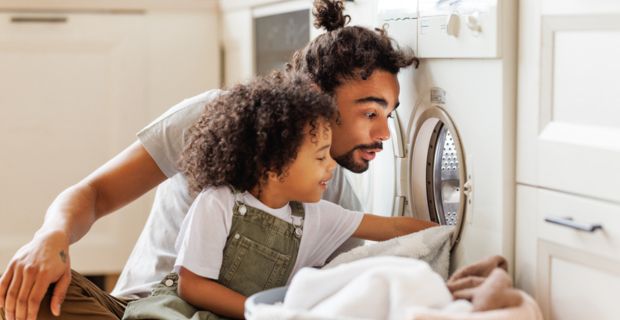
<box><xmin>59</xmin><ymin>250</ymin><xmax>67</xmax><ymax>263</ymax></box>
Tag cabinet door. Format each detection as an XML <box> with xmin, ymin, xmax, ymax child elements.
<box><xmin>517</xmin><ymin>0</ymin><xmax>620</xmax><ymax>204</ymax></box>
<box><xmin>0</xmin><ymin>12</ymin><xmax>152</xmax><ymax>274</ymax></box>
<box><xmin>221</xmin><ymin>8</ymin><xmax>253</xmax><ymax>87</ymax></box>
<box><xmin>515</xmin><ymin>185</ymin><xmax>620</xmax><ymax>320</ymax></box>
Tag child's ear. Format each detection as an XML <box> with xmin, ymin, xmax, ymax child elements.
<box><xmin>267</xmin><ymin>169</ymin><xmax>288</xmax><ymax>183</ymax></box>
<box><xmin>267</xmin><ymin>170</ymin><xmax>280</xmax><ymax>182</ymax></box>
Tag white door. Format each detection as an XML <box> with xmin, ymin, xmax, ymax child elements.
<box><xmin>0</xmin><ymin>12</ymin><xmax>151</xmax><ymax>274</ymax></box>
<box><xmin>517</xmin><ymin>2</ymin><xmax>620</xmax><ymax>203</ymax></box>
<box><xmin>516</xmin><ymin>1</ymin><xmax>620</xmax><ymax>319</ymax></box>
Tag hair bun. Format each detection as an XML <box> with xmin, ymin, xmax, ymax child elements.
<box><xmin>312</xmin><ymin>0</ymin><xmax>350</xmax><ymax>32</ymax></box>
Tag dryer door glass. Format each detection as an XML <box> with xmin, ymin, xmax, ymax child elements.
<box><xmin>431</xmin><ymin>124</ymin><xmax>460</xmax><ymax>225</ymax></box>
<box><xmin>410</xmin><ymin>112</ymin><xmax>467</xmax><ymax>247</ymax></box>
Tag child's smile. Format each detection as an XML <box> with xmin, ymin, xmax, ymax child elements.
<box><xmin>266</xmin><ymin>120</ymin><xmax>336</xmax><ymax>206</ymax></box>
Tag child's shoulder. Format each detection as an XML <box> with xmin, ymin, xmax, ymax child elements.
<box><xmin>195</xmin><ymin>185</ymin><xmax>236</xmax><ymax>202</ymax></box>
<box><xmin>188</xmin><ymin>186</ymin><xmax>239</xmax><ymax>217</ymax></box>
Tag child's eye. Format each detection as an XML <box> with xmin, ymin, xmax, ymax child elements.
<box><xmin>317</xmin><ymin>157</ymin><xmax>326</xmax><ymax>161</ymax></box>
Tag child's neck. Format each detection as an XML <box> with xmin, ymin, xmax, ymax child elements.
<box><xmin>250</xmin><ymin>185</ymin><xmax>289</xmax><ymax>209</ymax></box>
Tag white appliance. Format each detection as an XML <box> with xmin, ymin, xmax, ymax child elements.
<box><xmin>359</xmin><ymin>0</ymin><xmax>517</xmax><ymax>271</ymax></box>
<box><xmin>220</xmin><ymin>0</ymin><xmax>518</xmax><ymax>272</ymax></box>
<box><xmin>252</xmin><ymin>0</ymin><xmax>313</xmax><ymax>75</ymax></box>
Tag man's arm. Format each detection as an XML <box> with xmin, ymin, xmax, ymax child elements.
<box><xmin>352</xmin><ymin>214</ymin><xmax>438</xmax><ymax>242</ymax></box>
<box><xmin>0</xmin><ymin>141</ymin><xmax>166</xmax><ymax>320</ymax></box>
<box><xmin>178</xmin><ymin>267</ymin><xmax>246</xmax><ymax>319</ymax></box>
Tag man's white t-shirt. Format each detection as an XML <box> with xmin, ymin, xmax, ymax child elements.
<box><xmin>111</xmin><ymin>90</ymin><xmax>363</xmax><ymax>298</ymax></box>
<box><xmin>175</xmin><ymin>187</ymin><xmax>363</xmax><ymax>283</ymax></box>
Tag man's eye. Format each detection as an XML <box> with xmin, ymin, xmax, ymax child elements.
<box><xmin>317</xmin><ymin>157</ymin><xmax>326</xmax><ymax>161</ymax></box>
<box><xmin>365</xmin><ymin>112</ymin><xmax>377</xmax><ymax>119</ymax></box>
<box><xmin>387</xmin><ymin>112</ymin><xmax>394</xmax><ymax>119</ymax></box>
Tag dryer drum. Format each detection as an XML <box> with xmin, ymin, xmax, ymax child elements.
<box><xmin>426</xmin><ymin>123</ymin><xmax>461</xmax><ymax>226</ymax></box>
<box><xmin>407</xmin><ymin>105</ymin><xmax>469</xmax><ymax>249</ymax></box>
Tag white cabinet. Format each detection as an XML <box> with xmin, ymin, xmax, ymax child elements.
<box><xmin>515</xmin><ymin>1</ymin><xmax>620</xmax><ymax>319</ymax></box>
<box><xmin>221</xmin><ymin>8</ymin><xmax>254</xmax><ymax>86</ymax></box>
<box><xmin>516</xmin><ymin>186</ymin><xmax>620</xmax><ymax>320</ymax></box>
<box><xmin>0</xmin><ymin>7</ymin><xmax>219</xmax><ymax>274</ymax></box>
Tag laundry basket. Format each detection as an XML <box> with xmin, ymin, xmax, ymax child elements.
<box><xmin>244</xmin><ymin>286</ymin><xmax>288</xmax><ymax>319</ymax></box>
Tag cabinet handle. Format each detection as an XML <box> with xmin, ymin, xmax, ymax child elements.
<box><xmin>544</xmin><ymin>215</ymin><xmax>603</xmax><ymax>232</ymax></box>
<box><xmin>11</xmin><ymin>16</ymin><xmax>68</xmax><ymax>24</ymax></box>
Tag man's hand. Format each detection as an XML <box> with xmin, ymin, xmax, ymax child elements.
<box><xmin>0</xmin><ymin>142</ymin><xmax>166</xmax><ymax>320</ymax></box>
<box><xmin>446</xmin><ymin>255</ymin><xmax>508</xmax><ymax>293</ymax></box>
<box><xmin>447</xmin><ymin>255</ymin><xmax>522</xmax><ymax>312</ymax></box>
<box><xmin>452</xmin><ymin>268</ymin><xmax>523</xmax><ymax>312</ymax></box>
<box><xmin>0</xmin><ymin>231</ymin><xmax>72</xmax><ymax>320</ymax></box>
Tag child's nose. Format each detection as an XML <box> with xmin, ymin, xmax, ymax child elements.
<box><xmin>327</xmin><ymin>154</ymin><xmax>337</xmax><ymax>171</ymax></box>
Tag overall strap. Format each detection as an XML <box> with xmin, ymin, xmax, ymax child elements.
<box><xmin>289</xmin><ymin>201</ymin><xmax>305</xmax><ymax>218</ymax></box>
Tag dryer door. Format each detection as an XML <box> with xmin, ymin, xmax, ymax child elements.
<box><xmin>402</xmin><ymin>88</ymin><xmax>470</xmax><ymax>247</ymax></box>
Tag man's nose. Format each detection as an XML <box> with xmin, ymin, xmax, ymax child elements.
<box><xmin>373</xmin><ymin>119</ymin><xmax>391</xmax><ymax>141</ymax></box>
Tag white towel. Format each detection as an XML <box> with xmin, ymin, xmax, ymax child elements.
<box><xmin>324</xmin><ymin>226</ymin><xmax>454</xmax><ymax>279</ymax></box>
<box><xmin>247</xmin><ymin>255</ymin><xmax>542</xmax><ymax>320</ymax></box>
<box><xmin>246</xmin><ymin>226</ymin><xmax>543</xmax><ymax>320</ymax></box>
<box><xmin>283</xmin><ymin>256</ymin><xmax>472</xmax><ymax>320</ymax></box>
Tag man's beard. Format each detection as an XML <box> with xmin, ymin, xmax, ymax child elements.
<box><xmin>333</xmin><ymin>142</ymin><xmax>383</xmax><ymax>173</ymax></box>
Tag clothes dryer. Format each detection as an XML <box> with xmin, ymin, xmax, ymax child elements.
<box><xmin>359</xmin><ymin>0</ymin><xmax>517</xmax><ymax>271</ymax></box>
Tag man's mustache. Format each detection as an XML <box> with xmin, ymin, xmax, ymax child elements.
<box><xmin>353</xmin><ymin>142</ymin><xmax>383</xmax><ymax>152</ymax></box>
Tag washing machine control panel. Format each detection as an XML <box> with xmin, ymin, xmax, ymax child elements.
<box><xmin>377</xmin><ymin>0</ymin><xmax>419</xmax><ymax>52</ymax></box>
<box><xmin>379</xmin><ymin>0</ymin><xmax>501</xmax><ymax>58</ymax></box>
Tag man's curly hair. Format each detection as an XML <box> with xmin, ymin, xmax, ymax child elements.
<box><xmin>178</xmin><ymin>72</ymin><xmax>337</xmax><ymax>195</ymax></box>
<box><xmin>288</xmin><ymin>0</ymin><xmax>420</xmax><ymax>94</ymax></box>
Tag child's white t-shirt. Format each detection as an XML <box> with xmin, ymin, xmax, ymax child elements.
<box><xmin>174</xmin><ymin>186</ymin><xmax>364</xmax><ymax>283</ymax></box>
<box><xmin>112</xmin><ymin>90</ymin><xmax>364</xmax><ymax>298</ymax></box>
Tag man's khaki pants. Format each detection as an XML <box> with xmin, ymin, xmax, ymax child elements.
<box><xmin>2</xmin><ymin>270</ymin><xmax>131</xmax><ymax>320</ymax></box>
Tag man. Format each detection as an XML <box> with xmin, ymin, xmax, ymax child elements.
<box><xmin>0</xmin><ymin>1</ymin><xmax>418</xmax><ymax>319</ymax></box>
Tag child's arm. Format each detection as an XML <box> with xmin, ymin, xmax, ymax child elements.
<box><xmin>352</xmin><ymin>214</ymin><xmax>439</xmax><ymax>241</ymax></box>
<box><xmin>177</xmin><ymin>266</ymin><xmax>246</xmax><ymax>319</ymax></box>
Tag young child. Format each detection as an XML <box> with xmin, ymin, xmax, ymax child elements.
<box><xmin>122</xmin><ymin>72</ymin><xmax>436</xmax><ymax>320</ymax></box>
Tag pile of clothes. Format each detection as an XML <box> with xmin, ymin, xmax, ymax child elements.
<box><xmin>247</xmin><ymin>227</ymin><xmax>542</xmax><ymax>320</ymax></box>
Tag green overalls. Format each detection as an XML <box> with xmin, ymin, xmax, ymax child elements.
<box><xmin>122</xmin><ymin>196</ymin><xmax>305</xmax><ymax>320</ymax></box>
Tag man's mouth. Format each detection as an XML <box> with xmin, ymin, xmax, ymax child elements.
<box><xmin>333</xmin><ymin>142</ymin><xmax>383</xmax><ymax>173</ymax></box>
<box><xmin>359</xmin><ymin>148</ymin><xmax>382</xmax><ymax>161</ymax></box>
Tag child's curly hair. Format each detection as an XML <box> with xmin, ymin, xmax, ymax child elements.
<box><xmin>179</xmin><ymin>72</ymin><xmax>337</xmax><ymax>195</ymax></box>
<box><xmin>288</xmin><ymin>0</ymin><xmax>419</xmax><ymax>94</ymax></box>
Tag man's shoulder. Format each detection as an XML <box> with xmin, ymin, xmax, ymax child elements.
<box><xmin>140</xmin><ymin>89</ymin><xmax>224</xmax><ymax>132</ymax></box>
<box><xmin>183</xmin><ymin>89</ymin><xmax>224</xmax><ymax>106</ymax></box>
<box><xmin>167</xmin><ymin>89</ymin><xmax>224</xmax><ymax>116</ymax></box>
